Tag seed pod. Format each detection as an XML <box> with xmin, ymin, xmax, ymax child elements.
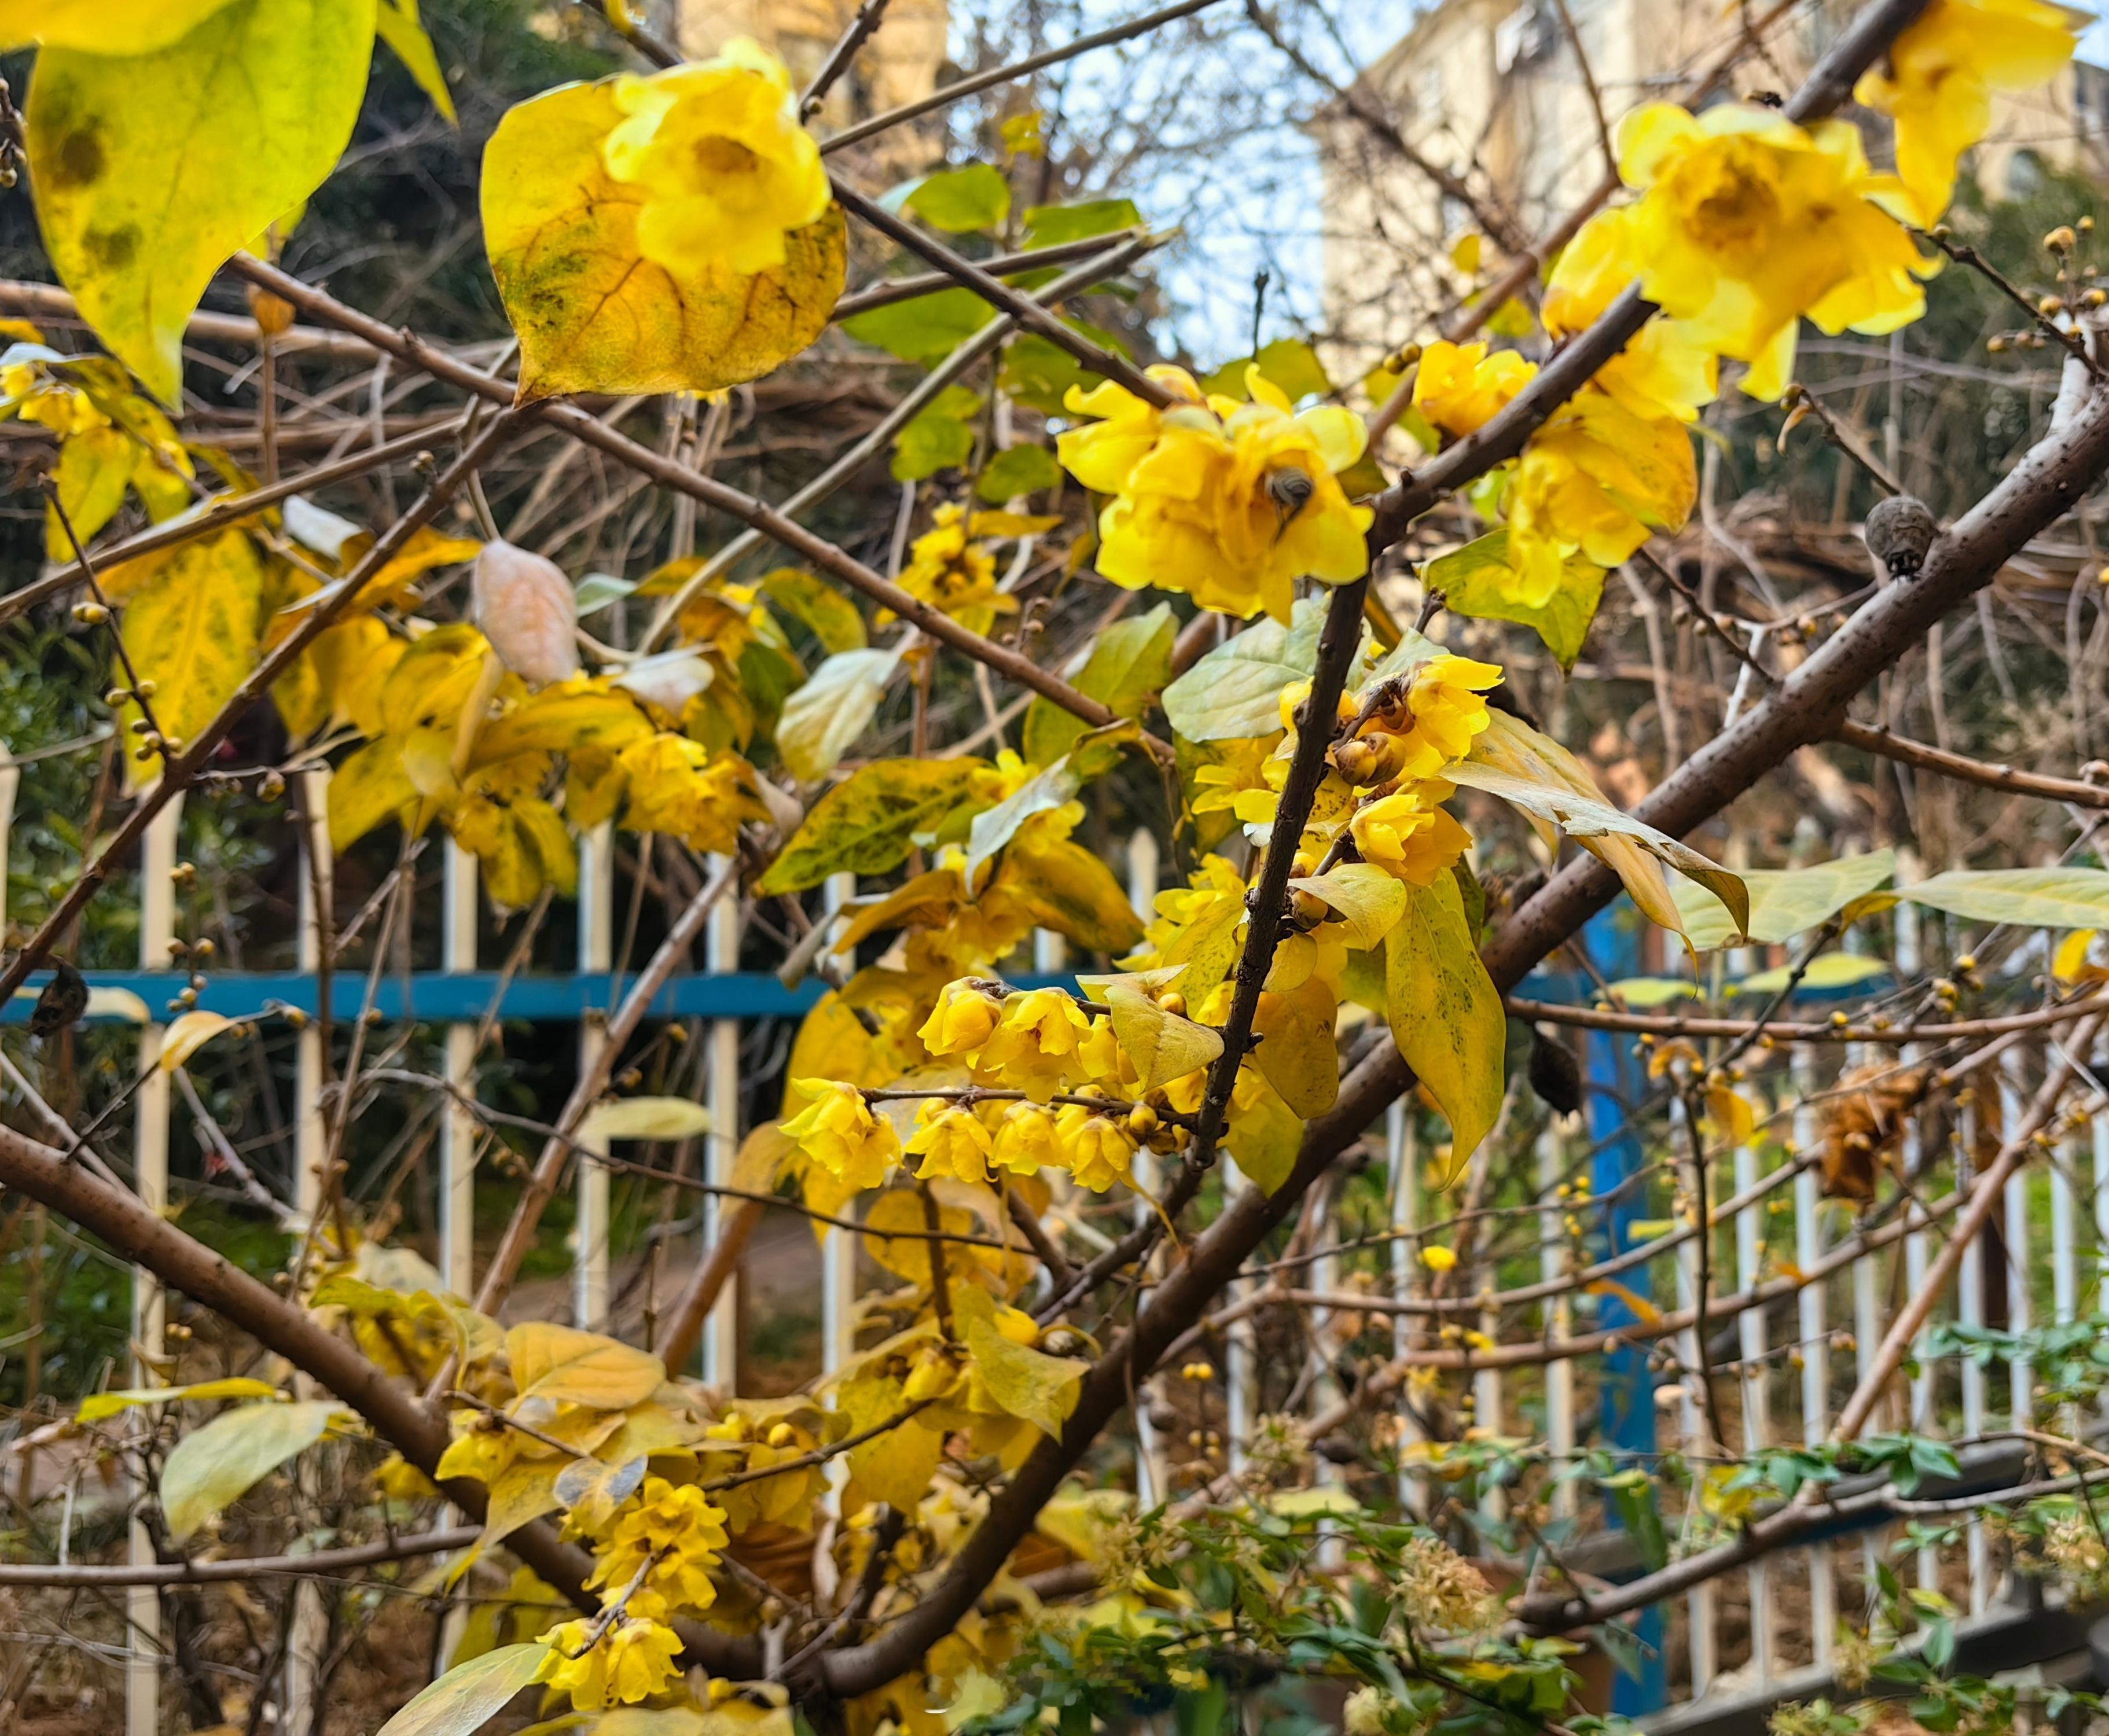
<box><xmin>1861</xmin><ymin>493</ymin><xmax>1938</xmax><ymax>578</ymax></box>
<box><xmin>472</xmin><ymin>539</ymin><xmax>580</xmax><ymax>687</ymax></box>
<box><xmin>1527</xmin><ymin>1026</ymin><xmax>1583</xmax><ymax>1116</ymax></box>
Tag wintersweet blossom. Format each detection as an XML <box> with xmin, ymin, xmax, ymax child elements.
<box><xmin>1614</xmin><ymin>102</ymin><xmax>1935</xmax><ymax>399</ymax></box>
<box><xmin>1542</xmin><ymin>207</ymin><xmax>1718</xmax><ymax>424</ymax></box>
<box><xmin>1855</xmin><ymin>0</ymin><xmax>2078</xmax><ymax>225</ymax></box>
<box><xmin>1333</xmin><ymin>656</ymin><xmax>1502</xmax><ymax>785</ymax></box>
<box><xmin>584</xmin><ymin>1477</ymin><xmax>729</xmax><ymax>1613</ymax></box>
<box><xmin>1412</xmin><ymin>341</ymin><xmax>1537</xmax><ymax>438</ymax></box>
<box><xmin>1057</xmin><ymin>365</ymin><xmax>1373</xmax><ymax>623</ymax></box>
<box><xmin>537</xmin><ymin>1615</ymin><xmax>686</xmax><ymax>1712</ymax></box>
<box><xmin>1054</xmin><ymin>1102</ymin><xmax>1136</xmax><ymax>1191</ymax></box>
<box><xmin>1351</xmin><ymin>784</ymin><xmax>1471</xmax><ymax>886</ymax></box>
<box><xmin>780</xmin><ymin>1079</ymin><xmax>900</xmax><ymax>1189</ymax></box>
<box><xmin>601</xmin><ymin>38</ymin><xmax>830</xmax><ymax>277</ymax></box>
<box><xmin>906</xmin><ymin>1102</ymin><xmax>995</xmax><ymax>1185</ymax></box>
<box><xmin>897</xmin><ymin>504</ymin><xmax>1016</xmax><ymax>633</ymax></box>
<box><xmin>919</xmin><ymin>978</ymin><xmax>1005</xmax><ymax>1058</ymax></box>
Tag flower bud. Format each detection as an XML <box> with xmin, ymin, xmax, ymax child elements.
<box><xmin>72</xmin><ymin>601</ymin><xmax>108</xmax><ymax>625</ymax></box>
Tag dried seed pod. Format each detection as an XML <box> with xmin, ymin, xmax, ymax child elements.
<box><xmin>472</xmin><ymin>539</ymin><xmax>580</xmax><ymax>687</ymax></box>
<box><xmin>1861</xmin><ymin>494</ymin><xmax>1938</xmax><ymax>578</ymax></box>
<box><xmin>1527</xmin><ymin>1026</ymin><xmax>1583</xmax><ymax>1116</ymax></box>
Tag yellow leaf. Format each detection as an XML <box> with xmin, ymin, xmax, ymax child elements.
<box><xmin>1222</xmin><ymin>1068</ymin><xmax>1302</xmax><ymax>1194</ymax></box>
<box><xmin>994</xmin><ymin>836</ymin><xmax>1147</xmax><ymax>955</ymax></box>
<box><xmin>372</xmin><ymin>1645</ymin><xmax>553</xmax><ymax>1736</ymax></box>
<box><xmin>954</xmin><ymin>1282</ymin><xmax>1086</xmax><ymax>1440</ymax></box>
<box><xmin>46</xmin><ymin>423</ymin><xmax>135</xmax><ymax>558</ymax></box>
<box><xmin>328</xmin><ymin>737</ymin><xmax>416</xmax><ymax>852</ymax></box>
<box><xmin>471</xmin><ymin>687</ymin><xmax>651</xmax><ymax>762</ymax></box>
<box><xmin>758</xmin><ymin>759</ymin><xmax>985</xmax><ymax>895</ymax></box>
<box><xmin>1288</xmin><ymin>861</ymin><xmax>1408</xmax><ymax>951</ymax></box>
<box><xmin>1586</xmin><ymin>1277</ymin><xmax>1662</xmax><ymax>1325</ymax></box>
<box><xmin>1384</xmin><ymin>873</ymin><xmax>1504</xmax><ymax>1186</ymax></box>
<box><xmin>374</xmin><ymin>0</ymin><xmax>455</xmax><ymax>124</ymax></box>
<box><xmin>482</xmin><ymin>79</ymin><xmax>844</xmax><ymax>400</ymax></box>
<box><xmin>77</xmin><ymin>1376</ymin><xmax>280</xmax><ymax>1423</ymax></box>
<box><xmin>1252</xmin><ymin>975</ymin><xmax>1338</xmax><ymax>1119</ymax></box>
<box><xmin>578</xmin><ymin>1097</ymin><xmax>712</xmax><ymax>1143</ymax></box>
<box><xmin>0</xmin><ymin>0</ymin><xmax>238</xmax><ymax>50</ymax></box>
<box><xmin>26</xmin><ymin>0</ymin><xmax>376</xmax><ymax>404</ymax></box>
<box><xmin>866</xmin><ymin>1187</ymin><xmax>978</xmax><ymax>1287</ymax></box>
<box><xmin>1098</xmin><ymin>976</ymin><xmax>1221</xmax><ymax>1094</ymax></box>
<box><xmin>158</xmin><ymin>1009</ymin><xmax>232</xmax><ymax>1073</ymax></box>
<box><xmin>160</xmin><ymin>1397</ymin><xmax>345</xmax><ymax>1540</ymax></box>
<box><xmin>839</xmin><ymin>1371</ymin><xmax>944</xmax><ymax>1510</ymax></box>
<box><xmin>1449</xmin><ymin>231</ymin><xmax>1482</xmax><ymax>275</ymax></box>
<box><xmin>379</xmin><ymin>623</ymin><xmax>488</xmax><ymax>734</ymax></box>
<box><xmin>1703</xmin><ymin>1086</ymin><xmax>1756</xmax><ymax>1148</ymax></box>
<box><xmin>505</xmin><ymin>1322</ymin><xmax>663</xmax><ymax>1411</ymax></box>
<box><xmin>2054</xmin><ymin>927</ymin><xmax>2102</xmax><ymax>983</ymax></box>
<box><xmin>118</xmin><ymin>527</ymin><xmax>266</xmax><ymax>791</ymax></box>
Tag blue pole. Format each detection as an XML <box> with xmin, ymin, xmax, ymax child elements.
<box><xmin>1581</xmin><ymin>902</ymin><xmax>1667</xmax><ymax>1715</ymax></box>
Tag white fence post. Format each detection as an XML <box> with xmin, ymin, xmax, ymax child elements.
<box><xmin>1733</xmin><ymin>1094</ymin><xmax>1772</xmax><ymax>1685</ymax></box>
<box><xmin>1391</xmin><ymin>1099</ymin><xmax>1421</xmax><ymax>1512</ymax></box>
<box><xmin>439</xmin><ymin>841</ymin><xmax>477</xmax><ymax>1296</ymax></box>
<box><xmin>703</xmin><ymin>855</ymin><xmax>740</xmax><ymax>1387</ymax></box>
<box><xmin>575</xmin><ymin>822</ymin><xmax>615</xmax><ymax>1329</ymax></box>
<box><xmin>1538</xmin><ymin>1114</ymin><xmax>1574</xmax><ymax>1523</ymax></box>
<box><xmin>126</xmin><ymin>796</ymin><xmax>182</xmax><ymax>1736</ymax></box>
<box><xmin>1790</xmin><ymin>1049</ymin><xmax>1835</xmax><ymax>1668</ymax></box>
<box><xmin>1120</xmin><ymin>832</ymin><xmax>1169</xmax><ymax>1503</ymax></box>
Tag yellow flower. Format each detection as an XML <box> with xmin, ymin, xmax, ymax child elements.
<box><xmin>898</xmin><ymin>504</ymin><xmax>1017</xmax><ymax>634</ymax></box>
<box><xmin>600</xmin><ymin>39</ymin><xmax>829</xmax><ymax>277</ymax></box>
<box><xmin>1336</xmin><ymin>655</ymin><xmax>1502</xmax><ymax>784</ymax></box>
<box><xmin>1412</xmin><ymin>341</ymin><xmax>1537</xmax><ymax>438</ymax></box>
<box><xmin>537</xmin><ymin>1614</ymin><xmax>686</xmax><ymax>1712</ymax></box>
<box><xmin>1057</xmin><ymin>366</ymin><xmax>1374</xmax><ymax>623</ymax></box>
<box><xmin>906</xmin><ymin>1101</ymin><xmax>994</xmax><ymax>1185</ymax></box>
<box><xmin>1505</xmin><ymin>393</ymin><xmax>1697</xmax><ymax>606</ymax></box>
<box><xmin>977</xmin><ymin>987</ymin><xmax>1090</xmax><ymax>1101</ymax></box>
<box><xmin>1054</xmin><ymin>1102</ymin><xmax>1136</xmax><ymax>1192</ymax></box>
<box><xmin>585</xmin><ymin>1476</ymin><xmax>729</xmax><ymax>1615</ymax></box>
<box><xmin>780</xmin><ymin>1079</ymin><xmax>900</xmax><ymax>1190</ymax></box>
<box><xmin>615</xmin><ymin>733</ymin><xmax>767</xmax><ymax>854</ymax></box>
<box><xmin>1615</xmin><ymin>102</ymin><xmax>1935</xmax><ymax>399</ymax></box>
<box><xmin>1073</xmin><ymin>1016</ymin><xmax>1129</xmax><ymax>1089</ymax></box>
<box><xmin>918</xmin><ymin>978</ymin><xmax>1005</xmax><ymax>1058</ymax></box>
<box><xmin>1191</xmin><ymin>734</ymin><xmax>1280</xmax><ymax>817</ymax></box>
<box><xmin>1420</xmin><ymin>1244</ymin><xmax>1458</xmax><ymax>1272</ymax></box>
<box><xmin>1855</xmin><ymin>0</ymin><xmax>2078</xmax><ymax>225</ymax></box>
<box><xmin>1542</xmin><ymin>206</ymin><xmax>1718</xmax><ymax>424</ymax></box>
<box><xmin>435</xmin><ymin>1413</ymin><xmax>520</xmax><ymax>1486</ymax></box>
<box><xmin>993</xmin><ymin>1101</ymin><xmax>1060</xmax><ymax>1175</ymax></box>
<box><xmin>1350</xmin><ymin>784</ymin><xmax>1471</xmax><ymax>887</ymax></box>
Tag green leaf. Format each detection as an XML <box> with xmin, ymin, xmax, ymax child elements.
<box><xmin>374</xmin><ymin>1643</ymin><xmax>553</xmax><ymax>1736</ymax></box>
<box><xmin>572</xmin><ymin>571</ymin><xmax>637</xmax><ymax>617</ymax></box>
<box><xmin>892</xmin><ymin>384</ymin><xmax>983</xmax><ymax>480</ymax></box>
<box><xmin>27</xmin><ymin>0</ymin><xmax>377</xmax><ymax>405</ymax></box>
<box><xmin>1606</xmin><ymin>976</ymin><xmax>1700</xmax><ymax>1008</ymax></box>
<box><xmin>976</xmin><ymin>443</ymin><xmax>1064</xmax><ymax>502</ymax></box>
<box><xmin>1023</xmin><ymin>198</ymin><xmax>1142</xmax><ymax>249</ymax></box>
<box><xmin>1024</xmin><ymin>604</ymin><xmax>1175</xmax><ymax>769</ymax></box>
<box><xmin>1730</xmin><ymin>954</ymin><xmax>1891</xmax><ymax>996</ymax></box>
<box><xmin>160</xmin><ymin>1398</ymin><xmax>345</xmax><ymax>1540</ymax></box>
<box><xmin>758</xmin><ymin>759</ymin><xmax>987</xmax><ymax>894</ymax></box>
<box><xmin>1599</xmin><ymin>1467</ymin><xmax>1669</xmax><ymax>1571</ymax></box>
<box><xmin>576</xmin><ymin>1097</ymin><xmax>712</xmax><ymax>1142</ymax></box>
<box><xmin>1199</xmin><ymin>337</ymin><xmax>1332</xmax><ymax>404</ymax></box>
<box><xmin>777</xmin><ymin>646</ymin><xmax>900</xmax><ymax>784</ymax></box>
<box><xmin>1671</xmin><ymin>849</ymin><xmax>1897</xmax><ymax>951</ymax></box>
<box><xmin>965</xmin><ymin>755</ymin><xmax>1082</xmax><ymax>887</ymax></box>
<box><xmin>374</xmin><ymin>0</ymin><xmax>455</xmax><ymax>124</ymax></box>
<box><xmin>1904</xmin><ymin>867</ymin><xmax>2109</xmax><ymax>929</ymax></box>
<box><xmin>1424</xmin><ymin>528</ymin><xmax>1603</xmax><ymax>671</ymax></box>
<box><xmin>1163</xmin><ymin>596</ymin><xmax>1332</xmax><ymax>741</ymax></box>
<box><xmin>762</xmin><ymin>568</ymin><xmax>867</xmax><ymax>654</ymax></box>
<box><xmin>1384</xmin><ymin>873</ymin><xmax>1505</xmax><ymax>1188</ymax></box>
<box><xmin>903</xmin><ymin>162</ymin><xmax>1012</xmax><ymax>233</ymax></box>
<box><xmin>842</xmin><ymin>287</ymin><xmax>995</xmax><ymax>362</ymax></box>
<box><xmin>1000</xmin><ymin>332</ymin><xmax>1097</xmax><ymax>414</ymax></box>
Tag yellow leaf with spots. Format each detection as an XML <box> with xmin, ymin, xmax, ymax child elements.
<box><xmin>118</xmin><ymin>527</ymin><xmax>266</xmax><ymax>790</ymax></box>
<box><xmin>26</xmin><ymin>0</ymin><xmax>376</xmax><ymax>404</ymax></box>
<box><xmin>1252</xmin><ymin>974</ymin><xmax>1338</xmax><ymax>1119</ymax></box>
<box><xmin>328</xmin><ymin>738</ymin><xmax>415</xmax><ymax>852</ymax></box>
<box><xmin>1384</xmin><ymin>871</ymin><xmax>1505</xmax><ymax>1186</ymax></box>
<box><xmin>481</xmin><ymin>78</ymin><xmax>844</xmax><ymax>402</ymax></box>
<box><xmin>0</xmin><ymin>0</ymin><xmax>238</xmax><ymax>50</ymax></box>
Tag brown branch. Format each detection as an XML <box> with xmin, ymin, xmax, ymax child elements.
<box><xmin>659</xmin><ymin>1197</ymin><xmax>763</xmax><ymax>1377</ymax></box>
<box><xmin>1832</xmin><ymin>716</ymin><xmax>2109</xmax><ymax>808</ymax></box>
<box><xmin>0</xmin><ymin>1526</ymin><xmax>481</xmax><ymax>1588</ymax></box>
<box><xmin>1505</xmin><ymin>987</ymin><xmax>2109</xmax><ymax>1043</ymax></box>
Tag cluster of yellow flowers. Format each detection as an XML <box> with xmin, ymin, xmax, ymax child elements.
<box><xmin>1056</xmin><ymin>365</ymin><xmax>1373</xmax><ymax>623</ymax></box>
<box><xmin>895</xmin><ymin>503</ymin><xmax>1020</xmax><ymax>633</ymax></box>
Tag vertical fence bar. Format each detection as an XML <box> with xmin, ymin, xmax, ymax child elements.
<box><xmin>1957</xmin><ymin>1099</ymin><xmax>1990</xmax><ymax>1613</ymax></box>
<box><xmin>285</xmin><ymin>773</ymin><xmax>330</xmax><ymax>1736</ymax></box>
<box><xmin>439</xmin><ymin>840</ymin><xmax>477</xmax><ymax>1296</ymax></box>
<box><xmin>821</xmin><ymin>871</ymin><xmax>858</xmax><ymax>1374</ymax></box>
<box><xmin>128</xmin><ymin>796</ymin><xmax>181</xmax><ymax>1736</ymax></box>
<box><xmin>1671</xmin><ymin>1094</ymin><xmax>1715</xmax><ymax>1697</ymax></box>
<box><xmin>2000</xmin><ymin>1056</ymin><xmax>2033</xmax><ymax>1438</ymax></box>
<box><xmin>1120</xmin><ymin>833</ymin><xmax>1168</xmax><ymax>1503</ymax></box>
<box><xmin>703</xmin><ymin>855</ymin><xmax>740</xmax><ymax>1387</ymax></box>
<box><xmin>1539</xmin><ymin>1115</ymin><xmax>1575</xmax><ymax>1522</ymax></box>
<box><xmin>1896</xmin><ymin>879</ymin><xmax>1941</xmax><ymax>1591</ymax></box>
<box><xmin>1394</xmin><ymin>1101</ymin><xmax>1423</xmax><ymax>1511</ymax></box>
<box><xmin>1791</xmin><ymin>1049</ymin><xmax>1835</xmax><ymax>1667</ymax></box>
<box><xmin>574</xmin><ymin>822</ymin><xmax>615</xmax><ymax>1328</ymax></box>
<box><xmin>1732</xmin><ymin>1102</ymin><xmax>1773</xmax><ymax>1686</ymax></box>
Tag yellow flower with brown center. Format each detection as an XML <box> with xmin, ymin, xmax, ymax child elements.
<box><xmin>601</xmin><ymin>39</ymin><xmax>829</xmax><ymax>277</ymax></box>
<box><xmin>1351</xmin><ymin>782</ymin><xmax>1471</xmax><ymax>886</ymax></box>
<box><xmin>906</xmin><ymin>1101</ymin><xmax>994</xmax><ymax>1185</ymax></box>
<box><xmin>1542</xmin><ymin>206</ymin><xmax>1718</xmax><ymax>424</ymax></box>
<box><xmin>1855</xmin><ymin>0</ymin><xmax>2078</xmax><ymax>225</ymax></box>
<box><xmin>537</xmin><ymin>1614</ymin><xmax>686</xmax><ymax>1712</ymax></box>
<box><xmin>1336</xmin><ymin>656</ymin><xmax>1503</xmax><ymax>785</ymax></box>
<box><xmin>1615</xmin><ymin>102</ymin><xmax>1935</xmax><ymax>400</ymax></box>
<box><xmin>1412</xmin><ymin>341</ymin><xmax>1537</xmax><ymax>438</ymax></box>
<box><xmin>1057</xmin><ymin>365</ymin><xmax>1374</xmax><ymax>623</ymax></box>
<box><xmin>898</xmin><ymin>504</ymin><xmax>1016</xmax><ymax>634</ymax></box>
<box><xmin>780</xmin><ymin>1079</ymin><xmax>900</xmax><ymax>1189</ymax></box>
